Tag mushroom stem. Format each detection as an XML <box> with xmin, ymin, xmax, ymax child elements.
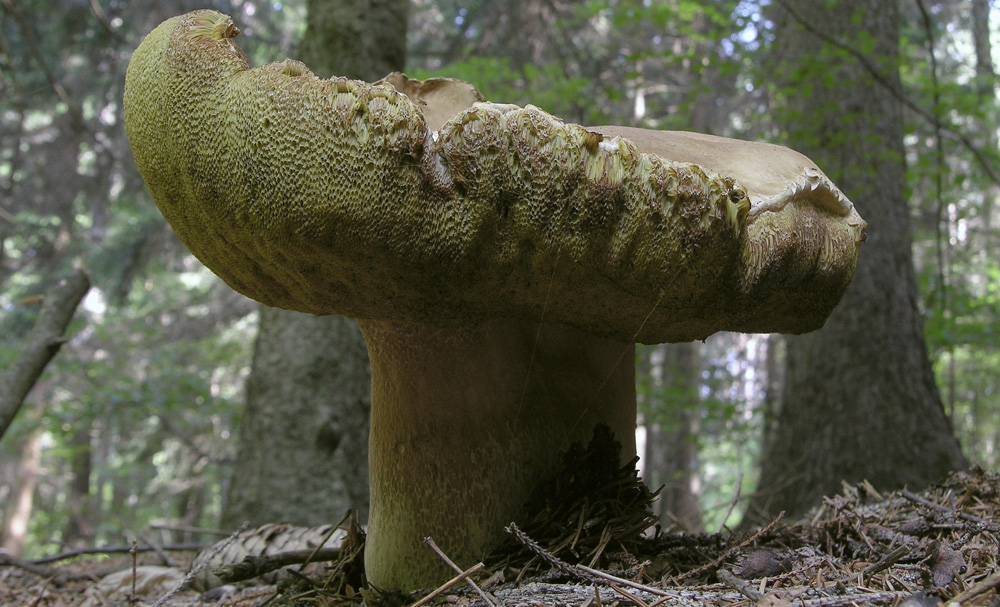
<box><xmin>358</xmin><ymin>318</ymin><xmax>637</xmax><ymax>590</ymax></box>
<box><xmin>123</xmin><ymin>11</ymin><xmax>867</xmax><ymax>592</ymax></box>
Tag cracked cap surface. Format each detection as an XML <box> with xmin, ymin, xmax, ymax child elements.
<box><xmin>124</xmin><ymin>10</ymin><xmax>866</xmax><ymax>344</ymax></box>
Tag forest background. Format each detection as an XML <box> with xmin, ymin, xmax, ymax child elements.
<box><xmin>0</xmin><ymin>0</ymin><xmax>997</xmax><ymax>559</ymax></box>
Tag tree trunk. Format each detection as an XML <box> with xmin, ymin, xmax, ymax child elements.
<box><xmin>1</xmin><ymin>428</ymin><xmax>42</xmax><ymax>557</ymax></box>
<box><xmin>223</xmin><ymin>309</ymin><xmax>372</xmax><ymax>527</ymax></box>
<box><xmin>750</xmin><ymin>0</ymin><xmax>968</xmax><ymax>520</ymax></box>
<box><xmin>222</xmin><ymin>0</ymin><xmax>408</xmax><ymax>529</ymax></box>
<box><xmin>654</xmin><ymin>344</ymin><xmax>702</xmax><ymax>532</ymax></box>
<box><xmin>639</xmin><ymin>343</ymin><xmax>702</xmax><ymax>532</ymax></box>
<box><xmin>62</xmin><ymin>423</ymin><xmax>93</xmax><ymax>546</ymax></box>
<box><xmin>299</xmin><ymin>0</ymin><xmax>408</xmax><ymax>81</ymax></box>
<box><xmin>970</xmin><ymin>0</ymin><xmax>997</xmax><ymax>250</ymax></box>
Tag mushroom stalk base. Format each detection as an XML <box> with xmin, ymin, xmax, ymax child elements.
<box><xmin>358</xmin><ymin>318</ymin><xmax>637</xmax><ymax>591</ymax></box>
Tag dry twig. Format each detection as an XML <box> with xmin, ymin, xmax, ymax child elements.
<box><xmin>151</xmin><ymin>521</ymin><xmax>249</xmax><ymax>607</ymax></box>
<box><xmin>506</xmin><ymin>522</ymin><xmax>602</xmax><ymax>584</ymax></box>
<box><xmin>717</xmin><ymin>568</ymin><xmax>763</xmax><ymax>602</ymax></box>
<box><xmin>716</xmin><ymin>472</ymin><xmax>743</xmax><ymax>534</ymax></box>
<box><xmin>136</xmin><ymin>534</ymin><xmax>178</xmax><ymax>568</ymax></box>
<box><xmin>130</xmin><ymin>540</ymin><xmax>138</xmax><ymax>602</ymax></box>
<box><xmin>0</xmin><ymin>551</ymin><xmax>122</xmax><ymax>585</ymax></box>
<box><xmin>858</xmin><ymin>544</ymin><xmax>912</xmax><ymax>579</ymax></box>
<box><xmin>950</xmin><ymin>570</ymin><xmax>1000</xmax><ymax>605</ymax></box>
<box><xmin>672</xmin><ymin>512</ymin><xmax>785</xmax><ymax>582</ymax></box>
<box><xmin>902</xmin><ymin>489</ymin><xmax>1000</xmax><ymax>532</ymax></box>
<box><xmin>211</xmin><ymin>548</ymin><xmax>342</xmax><ymax>584</ymax></box>
<box><xmin>423</xmin><ymin>537</ymin><xmax>496</xmax><ymax>607</ymax></box>
<box><xmin>29</xmin><ymin>542</ymin><xmax>210</xmax><ymax>565</ymax></box>
<box><xmin>608</xmin><ymin>583</ymin><xmax>649</xmax><ymax>607</ymax></box>
<box><xmin>296</xmin><ymin>510</ymin><xmax>351</xmax><ymax>575</ymax></box>
<box><xmin>409</xmin><ymin>563</ymin><xmax>485</xmax><ymax>607</ymax></box>
<box><xmin>575</xmin><ymin>565</ymin><xmax>674</xmax><ymax>598</ymax></box>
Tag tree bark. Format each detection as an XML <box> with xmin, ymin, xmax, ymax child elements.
<box><xmin>0</xmin><ymin>269</ymin><xmax>90</xmax><ymax>440</ymax></box>
<box><xmin>654</xmin><ymin>344</ymin><xmax>702</xmax><ymax>532</ymax></box>
<box><xmin>971</xmin><ymin>0</ymin><xmax>996</xmax><ymax>101</ymax></box>
<box><xmin>222</xmin><ymin>0</ymin><xmax>408</xmax><ymax>529</ymax></box>
<box><xmin>62</xmin><ymin>423</ymin><xmax>94</xmax><ymax>547</ymax></box>
<box><xmin>299</xmin><ymin>0</ymin><xmax>408</xmax><ymax>81</ymax></box>
<box><xmin>223</xmin><ymin>308</ymin><xmax>372</xmax><ymax>528</ymax></box>
<box><xmin>970</xmin><ymin>0</ymin><xmax>997</xmax><ymax>250</ymax></box>
<box><xmin>0</xmin><ymin>428</ymin><xmax>42</xmax><ymax>557</ymax></box>
<box><xmin>750</xmin><ymin>0</ymin><xmax>968</xmax><ymax>520</ymax></box>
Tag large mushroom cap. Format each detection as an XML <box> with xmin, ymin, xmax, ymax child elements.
<box><xmin>124</xmin><ymin>10</ymin><xmax>866</xmax><ymax>344</ymax></box>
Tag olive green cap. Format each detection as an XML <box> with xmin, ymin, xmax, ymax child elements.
<box><xmin>124</xmin><ymin>10</ymin><xmax>866</xmax><ymax>343</ymax></box>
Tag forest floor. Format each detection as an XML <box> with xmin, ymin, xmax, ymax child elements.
<box><xmin>1</xmin><ymin>463</ymin><xmax>998</xmax><ymax>607</ymax></box>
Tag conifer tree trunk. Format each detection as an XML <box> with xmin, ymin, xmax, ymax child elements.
<box><xmin>222</xmin><ymin>0</ymin><xmax>408</xmax><ymax>528</ymax></box>
<box><xmin>0</xmin><ymin>429</ymin><xmax>42</xmax><ymax>557</ymax></box>
<box><xmin>63</xmin><ymin>424</ymin><xmax>93</xmax><ymax>546</ymax></box>
<box><xmin>971</xmin><ymin>0</ymin><xmax>997</xmax><ymax>251</ymax></box>
<box><xmin>653</xmin><ymin>343</ymin><xmax>702</xmax><ymax>532</ymax></box>
<box><xmin>751</xmin><ymin>0</ymin><xmax>967</xmax><ymax>520</ymax></box>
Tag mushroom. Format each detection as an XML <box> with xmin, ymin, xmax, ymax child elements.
<box><xmin>123</xmin><ymin>11</ymin><xmax>867</xmax><ymax>591</ymax></box>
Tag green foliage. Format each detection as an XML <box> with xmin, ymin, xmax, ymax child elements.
<box><xmin>411</xmin><ymin>56</ymin><xmax>597</xmax><ymax>123</ymax></box>
<box><xmin>897</xmin><ymin>1</ymin><xmax>1000</xmax><ymax>470</ymax></box>
<box><xmin>0</xmin><ymin>0</ymin><xmax>294</xmax><ymax>556</ymax></box>
<box><xmin>636</xmin><ymin>336</ymin><xmax>768</xmax><ymax>530</ymax></box>
<box><xmin>408</xmin><ymin>0</ymin><xmax>744</xmax><ymax>129</ymax></box>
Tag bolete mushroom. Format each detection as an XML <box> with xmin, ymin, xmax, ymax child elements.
<box><xmin>123</xmin><ymin>10</ymin><xmax>867</xmax><ymax>591</ymax></box>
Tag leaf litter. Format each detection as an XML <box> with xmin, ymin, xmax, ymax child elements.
<box><xmin>2</xmin><ymin>435</ymin><xmax>998</xmax><ymax>607</ymax></box>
